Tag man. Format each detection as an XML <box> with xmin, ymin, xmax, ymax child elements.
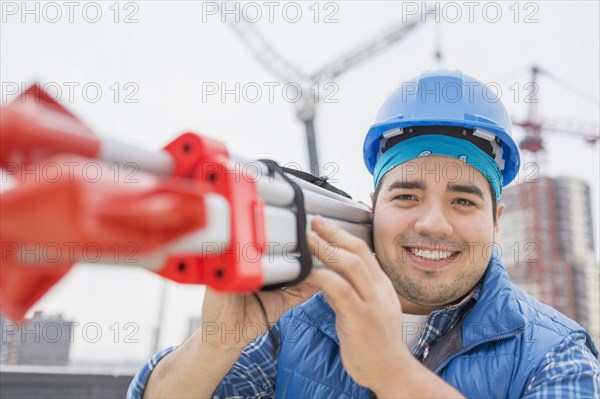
<box><xmin>129</xmin><ymin>71</ymin><xmax>599</xmax><ymax>398</ymax></box>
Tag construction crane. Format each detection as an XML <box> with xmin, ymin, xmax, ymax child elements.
<box><xmin>225</xmin><ymin>10</ymin><xmax>430</xmax><ymax>176</ymax></box>
<box><xmin>505</xmin><ymin>65</ymin><xmax>600</xmax><ymax>317</ymax></box>
<box><xmin>514</xmin><ymin>65</ymin><xmax>600</xmax><ymax>155</ymax></box>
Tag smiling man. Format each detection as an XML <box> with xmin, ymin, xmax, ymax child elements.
<box><xmin>129</xmin><ymin>71</ymin><xmax>599</xmax><ymax>398</ymax></box>
<box><xmin>372</xmin><ymin>155</ymin><xmax>501</xmax><ymax>315</ymax></box>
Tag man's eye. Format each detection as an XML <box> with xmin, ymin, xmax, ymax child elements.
<box><xmin>394</xmin><ymin>194</ymin><xmax>416</xmax><ymax>201</ymax></box>
<box><xmin>454</xmin><ymin>198</ymin><xmax>475</xmax><ymax>206</ymax></box>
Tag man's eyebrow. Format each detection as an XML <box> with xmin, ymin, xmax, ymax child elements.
<box><xmin>447</xmin><ymin>183</ymin><xmax>485</xmax><ymax>200</ymax></box>
<box><xmin>386</xmin><ymin>181</ymin><xmax>426</xmax><ymax>191</ymax></box>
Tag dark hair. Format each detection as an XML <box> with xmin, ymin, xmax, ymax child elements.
<box><xmin>372</xmin><ymin>176</ymin><xmax>498</xmax><ymax>224</ymax></box>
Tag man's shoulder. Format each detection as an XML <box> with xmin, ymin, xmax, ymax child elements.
<box><xmin>279</xmin><ymin>291</ymin><xmax>332</xmax><ymax>325</ymax></box>
<box><xmin>481</xmin><ymin>259</ymin><xmax>585</xmax><ymax>331</ymax></box>
<box><xmin>508</xmin><ymin>281</ymin><xmax>597</xmax><ymax>351</ymax></box>
<box><xmin>276</xmin><ymin>292</ymin><xmax>339</xmax><ymax>341</ymax></box>
<box><xmin>507</xmin><ymin>280</ymin><xmax>583</xmax><ymax>332</ymax></box>
<box><xmin>472</xmin><ymin>259</ymin><xmax>597</xmax><ymax>354</ymax></box>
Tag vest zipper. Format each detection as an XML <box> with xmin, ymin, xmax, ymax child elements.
<box><xmin>433</xmin><ymin>331</ymin><xmax>519</xmax><ymax>374</ymax></box>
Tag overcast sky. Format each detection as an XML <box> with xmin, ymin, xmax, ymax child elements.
<box><xmin>1</xmin><ymin>1</ymin><xmax>598</xmax><ymax>366</ymax></box>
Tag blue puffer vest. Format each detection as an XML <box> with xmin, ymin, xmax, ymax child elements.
<box><xmin>272</xmin><ymin>255</ymin><xmax>598</xmax><ymax>398</ymax></box>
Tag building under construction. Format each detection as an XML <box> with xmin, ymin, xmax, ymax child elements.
<box><xmin>499</xmin><ymin>176</ymin><xmax>600</xmax><ymax>345</ymax></box>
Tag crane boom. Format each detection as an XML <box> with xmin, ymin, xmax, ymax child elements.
<box><xmin>514</xmin><ymin>121</ymin><xmax>599</xmax><ymax>145</ymax></box>
<box><xmin>310</xmin><ymin>17</ymin><xmax>422</xmax><ymax>81</ymax></box>
<box><xmin>226</xmin><ymin>21</ymin><xmax>308</xmax><ymax>84</ymax></box>
<box><xmin>514</xmin><ymin>65</ymin><xmax>600</xmax><ymax>153</ymax></box>
<box><xmin>223</xmin><ymin>9</ymin><xmax>428</xmax><ymax>175</ymax></box>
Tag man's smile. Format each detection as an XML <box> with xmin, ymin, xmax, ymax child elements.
<box><xmin>402</xmin><ymin>245</ymin><xmax>462</xmax><ymax>270</ymax></box>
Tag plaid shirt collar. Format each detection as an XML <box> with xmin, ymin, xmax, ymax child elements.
<box><xmin>412</xmin><ymin>280</ymin><xmax>482</xmax><ymax>361</ymax></box>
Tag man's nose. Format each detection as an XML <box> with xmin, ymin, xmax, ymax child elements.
<box><xmin>414</xmin><ymin>202</ymin><xmax>453</xmax><ymax>237</ymax></box>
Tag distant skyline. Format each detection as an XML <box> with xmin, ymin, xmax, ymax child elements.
<box><xmin>1</xmin><ymin>1</ymin><xmax>598</xmax><ymax>364</ymax></box>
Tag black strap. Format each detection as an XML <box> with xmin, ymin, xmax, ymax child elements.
<box><xmin>280</xmin><ymin>167</ymin><xmax>352</xmax><ymax>199</ymax></box>
<box><xmin>381</xmin><ymin>125</ymin><xmax>497</xmax><ymax>160</ymax></box>
<box><xmin>258</xmin><ymin>159</ymin><xmax>313</xmax><ymax>290</ymax></box>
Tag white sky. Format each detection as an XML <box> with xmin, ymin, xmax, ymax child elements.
<box><xmin>1</xmin><ymin>1</ymin><xmax>599</xmax><ymax>366</ymax></box>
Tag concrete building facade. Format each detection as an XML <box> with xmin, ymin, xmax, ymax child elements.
<box><xmin>1</xmin><ymin>312</ymin><xmax>73</xmax><ymax>366</ymax></box>
<box><xmin>499</xmin><ymin>176</ymin><xmax>600</xmax><ymax>345</ymax></box>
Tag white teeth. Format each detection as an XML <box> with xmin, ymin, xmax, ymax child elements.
<box><xmin>409</xmin><ymin>248</ymin><xmax>456</xmax><ymax>261</ymax></box>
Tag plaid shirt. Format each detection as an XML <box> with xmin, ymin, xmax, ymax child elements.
<box><xmin>411</xmin><ymin>284</ymin><xmax>480</xmax><ymax>361</ymax></box>
<box><xmin>127</xmin><ymin>283</ymin><xmax>599</xmax><ymax>398</ymax></box>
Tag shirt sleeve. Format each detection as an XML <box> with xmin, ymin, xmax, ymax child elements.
<box><xmin>522</xmin><ymin>332</ymin><xmax>600</xmax><ymax>399</ymax></box>
<box><xmin>126</xmin><ymin>326</ymin><xmax>280</xmax><ymax>399</ymax></box>
<box><xmin>126</xmin><ymin>346</ymin><xmax>178</xmax><ymax>399</ymax></box>
<box><xmin>212</xmin><ymin>325</ymin><xmax>280</xmax><ymax>399</ymax></box>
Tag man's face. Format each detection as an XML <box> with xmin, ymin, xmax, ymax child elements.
<box><xmin>372</xmin><ymin>155</ymin><xmax>504</xmax><ymax>314</ymax></box>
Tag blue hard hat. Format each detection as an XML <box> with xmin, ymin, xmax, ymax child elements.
<box><xmin>363</xmin><ymin>70</ymin><xmax>520</xmax><ymax>187</ymax></box>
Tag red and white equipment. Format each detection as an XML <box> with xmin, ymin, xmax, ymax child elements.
<box><xmin>0</xmin><ymin>84</ymin><xmax>372</xmax><ymax>321</ymax></box>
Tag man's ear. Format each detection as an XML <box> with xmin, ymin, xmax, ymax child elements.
<box><xmin>495</xmin><ymin>202</ymin><xmax>505</xmax><ymax>234</ymax></box>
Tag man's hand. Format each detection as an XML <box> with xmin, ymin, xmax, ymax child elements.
<box><xmin>306</xmin><ymin>215</ymin><xmax>465</xmax><ymax>398</ymax></box>
<box><xmin>306</xmin><ymin>215</ymin><xmax>411</xmax><ymax>391</ymax></box>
